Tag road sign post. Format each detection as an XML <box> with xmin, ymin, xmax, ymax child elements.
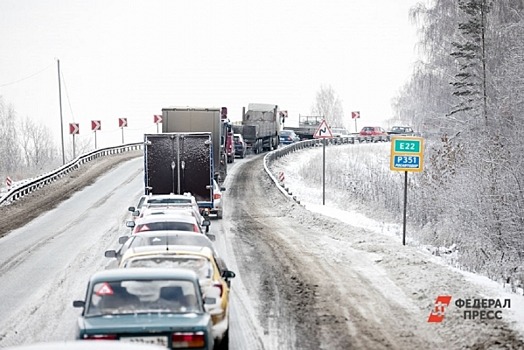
<box><xmin>390</xmin><ymin>136</ymin><xmax>424</xmax><ymax>245</ymax></box>
<box><xmin>119</xmin><ymin>118</ymin><xmax>128</xmax><ymax>143</ymax></box>
<box><xmin>313</xmin><ymin>119</ymin><xmax>333</xmax><ymax>205</ymax></box>
<box><xmin>351</xmin><ymin>111</ymin><xmax>360</xmax><ymax>133</ymax></box>
<box><xmin>91</xmin><ymin>120</ymin><xmax>101</xmax><ymax>149</ymax></box>
<box><xmin>154</xmin><ymin>114</ymin><xmax>162</xmax><ymax>133</ymax></box>
<box><xmin>69</xmin><ymin>123</ymin><xmax>79</xmax><ymax>159</ymax></box>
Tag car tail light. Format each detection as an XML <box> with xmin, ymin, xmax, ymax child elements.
<box><xmin>213</xmin><ymin>193</ymin><xmax>221</xmax><ymax>200</ymax></box>
<box><xmin>193</xmin><ymin>224</ymin><xmax>200</xmax><ymax>233</ymax></box>
<box><xmin>83</xmin><ymin>334</ymin><xmax>118</xmax><ymax>340</ymax></box>
<box><xmin>172</xmin><ymin>331</ymin><xmax>205</xmax><ymax>348</ymax></box>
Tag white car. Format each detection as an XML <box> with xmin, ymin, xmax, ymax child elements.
<box><xmin>129</xmin><ymin>193</ymin><xmax>199</xmax><ymax>218</ymax></box>
<box><xmin>211</xmin><ymin>180</ymin><xmax>226</xmax><ymax>219</ymax></box>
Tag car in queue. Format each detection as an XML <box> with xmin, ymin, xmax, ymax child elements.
<box><xmin>210</xmin><ymin>180</ymin><xmax>225</xmax><ymax>219</ymax></box>
<box><xmin>279</xmin><ymin>130</ymin><xmax>300</xmax><ymax>145</ymax></box>
<box><xmin>104</xmin><ymin>231</ymin><xmax>229</xmax><ymax>276</ymax></box>
<box><xmin>233</xmin><ymin>134</ymin><xmax>246</xmax><ymax>159</ymax></box>
<box><xmin>128</xmin><ymin>193</ymin><xmax>200</xmax><ymax>219</ymax></box>
<box><xmin>359</xmin><ymin>126</ymin><xmax>389</xmax><ymax>141</ymax></box>
<box><xmin>118</xmin><ymin>245</ymin><xmax>236</xmax><ymax>348</ymax></box>
<box><xmin>72</xmin><ymin>268</ymin><xmax>215</xmax><ymax>349</ymax></box>
<box><xmin>139</xmin><ymin>205</ymin><xmax>211</xmax><ymax>233</ymax></box>
<box><xmin>127</xmin><ymin>212</ymin><xmax>208</xmax><ymax>234</ymax></box>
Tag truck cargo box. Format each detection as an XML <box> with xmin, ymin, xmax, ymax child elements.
<box><xmin>144</xmin><ymin>132</ymin><xmax>214</xmax><ymax>208</ymax></box>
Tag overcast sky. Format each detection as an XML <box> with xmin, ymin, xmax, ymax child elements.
<box><xmin>0</xmin><ymin>0</ymin><xmax>422</xmax><ymax>147</ymax></box>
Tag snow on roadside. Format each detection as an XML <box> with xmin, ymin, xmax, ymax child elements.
<box><xmin>270</xmin><ymin>143</ymin><xmax>524</xmax><ymax>341</ymax></box>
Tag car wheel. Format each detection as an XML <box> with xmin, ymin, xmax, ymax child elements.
<box><xmin>217</xmin><ymin>211</ymin><xmax>223</xmax><ymax>219</ymax></box>
<box><xmin>215</xmin><ymin>328</ymin><xmax>229</xmax><ymax>350</ymax></box>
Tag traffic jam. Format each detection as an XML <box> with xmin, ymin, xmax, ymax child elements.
<box><xmin>73</xmin><ymin>192</ymin><xmax>234</xmax><ymax>350</ymax></box>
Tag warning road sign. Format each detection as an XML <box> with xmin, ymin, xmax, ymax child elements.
<box><xmin>313</xmin><ymin>119</ymin><xmax>333</xmax><ymax>139</ymax></box>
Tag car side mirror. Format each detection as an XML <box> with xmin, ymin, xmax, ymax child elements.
<box><xmin>221</xmin><ymin>270</ymin><xmax>236</xmax><ymax>279</ymax></box>
<box><xmin>128</xmin><ymin>206</ymin><xmax>136</xmax><ymax>212</ymax></box>
<box><xmin>126</xmin><ymin>221</ymin><xmax>136</xmax><ymax>228</ymax></box>
<box><xmin>132</xmin><ymin>210</ymin><xmax>140</xmax><ymax>217</ymax></box>
<box><xmin>220</xmin><ymin>187</ymin><xmax>226</xmax><ymax>191</ymax></box>
<box><xmin>202</xmin><ymin>219</ymin><xmax>210</xmax><ymax>227</ymax></box>
<box><xmin>73</xmin><ymin>300</ymin><xmax>85</xmax><ymax>308</ymax></box>
<box><xmin>104</xmin><ymin>250</ymin><xmax>117</xmax><ymax>258</ymax></box>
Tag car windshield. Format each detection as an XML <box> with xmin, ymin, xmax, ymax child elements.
<box><xmin>85</xmin><ymin>280</ymin><xmax>200</xmax><ymax>316</ymax></box>
<box><xmin>124</xmin><ymin>256</ymin><xmax>212</xmax><ymax>280</ymax></box>
<box><xmin>280</xmin><ymin>131</ymin><xmax>292</xmax><ymax>136</ymax></box>
<box><xmin>135</xmin><ymin>222</ymin><xmax>196</xmax><ymax>232</ymax></box>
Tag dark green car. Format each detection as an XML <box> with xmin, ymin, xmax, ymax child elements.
<box><xmin>73</xmin><ymin>268</ymin><xmax>214</xmax><ymax>349</ymax></box>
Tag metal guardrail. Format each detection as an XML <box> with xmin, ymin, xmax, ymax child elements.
<box><xmin>0</xmin><ymin>143</ymin><xmax>143</xmax><ymax>207</ymax></box>
<box><xmin>263</xmin><ymin>135</ymin><xmax>390</xmax><ymax>202</ymax></box>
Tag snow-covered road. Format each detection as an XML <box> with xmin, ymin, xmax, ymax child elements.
<box><xmin>0</xmin><ymin>144</ymin><xmax>523</xmax><ymax>349</ymax></box>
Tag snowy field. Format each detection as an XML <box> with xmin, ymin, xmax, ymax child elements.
<box><xmin>269</xmin><ymin>142</ymin><xmax>524</xmax><ymax>339</ymax></box>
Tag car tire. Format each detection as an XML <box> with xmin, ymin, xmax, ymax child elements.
<box><xmin>217</xmin><ymin>211</ymin><xmax>223</xmax><ymax>219</ymax></box>
<box><xmin>215</xmin><ymin>328</ymin><xmax>229</xmax><ymax>350</ymax></box>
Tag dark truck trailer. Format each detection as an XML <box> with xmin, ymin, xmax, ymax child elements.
<box><xmin>143</xmin><ymin>132</ymin><xmax>214</xmax><ymax>210</ymax></box>
<box><xmin>161</xmin><ymin>107</ymin><xmax>228</xmax><ymax>182</ymax></box>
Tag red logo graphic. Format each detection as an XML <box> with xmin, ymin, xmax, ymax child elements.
<box><xmin>428</xmin><ymin>295</ymin><xmax>452</xmax><ymax>323</ymax></box>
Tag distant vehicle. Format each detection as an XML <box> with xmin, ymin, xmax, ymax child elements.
<box><xmin>232</xmin><ymin>103</ymin><xmax>281</xmax><ymax>154</ymax></box>
<box><xmin>72</xmin><ymin>268</ymin><xmax>215</xmax><ymax>349</ymax></box>
<box><xmin>279</xmin><ymin>130</ymin><xmax>300</xmax><ymax>145</ymax></box>
<box><xmin>211</xmin><ymin>180</ymin><xmax>225</xmax><ymax>219</ymax></box>
<box><xmin>118</xmin><ymin>245</ymin><xmax>235</xmax><ymax>348</ymax></box>
<box><xmin>330</xmin><ymin>127</ymin><xmax>351</xmax><ymax>137</ymax></box>
<box><xmin>225</xmin><ymin>129</ymin><xmax>235</xmax><ymax>164</ymax></box>
<box><xmin>387</xmin><ymin>126</ymin><xmax>418</xmax><ymax>136</ymax></box>
<box><xmin>233</xmin><ymin>133</ymin><xmax>246</xmax><ymax>158</ymax></box>
<box><xmin>359</xmin><ymin>126</ymin><xmax>389</xmax><ymax>142</ymax></box>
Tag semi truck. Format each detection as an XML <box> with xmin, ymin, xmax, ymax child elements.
<box><xmin>143</xmin><ymin>132</ymin><xmax>215</xmax><ymax>211</ymax></box>
<box><xmin>161</xmin><ymin>107</ymin><xmax>229</xmax><ymax>182</ymax></box>
<box><xmin>232</xmin><ymin>103</ymin><xmax>281</xmax><ymax>154</ymax></box>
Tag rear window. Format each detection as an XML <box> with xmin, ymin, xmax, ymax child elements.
<box><xmin>135</xmin><ymin>222</ymin><xmax>196</xmax><ymax>232</ymax></box>
<box><xmin>86</xmin><ymin>280</ymin><xmax>200</xmax><ymax>316</ymax></box>
<box><xmin>147</xmin><ymin>198</ymin><xmax>192</xmax><ymax>205</ymax></box>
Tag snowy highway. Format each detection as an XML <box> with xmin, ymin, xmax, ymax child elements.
<box><xmin>0</xmin><ymin>147</ymin><xmax>523</xmax><ymax>349</ymax></box>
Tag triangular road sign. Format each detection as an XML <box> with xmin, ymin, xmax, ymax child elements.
<box><xmin>313</xmin><ymin>119</ymin><xmax>333</xmax><ymax>139</ymax></box>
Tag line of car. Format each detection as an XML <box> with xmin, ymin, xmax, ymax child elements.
<box><xmin>72</xmin><ymin>193</ymin><xmax>236</xmax><ymax>350</ymax></box>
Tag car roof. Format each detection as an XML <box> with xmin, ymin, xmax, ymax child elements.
<box><xmin>89</xmin><ymin>267</ymin><xmax>200</xmax><ymax>283</ymax></box>
<box><xmin>135</xmin><ymin>214</ymin><xmax>198</xmax><ymax>224</ymax></box>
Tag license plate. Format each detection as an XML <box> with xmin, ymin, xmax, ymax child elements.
<box><xmin>120</xmin><ymin>335</ymin><xmax>168</xmax><ymax>347</ymax></box>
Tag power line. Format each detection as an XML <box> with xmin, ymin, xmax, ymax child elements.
<box><xmin>0</xmin><ymin>62</ymin><xmax>55</xmax><ymax>88</ymax></box>
<box><xmin>60</xmin><ymin>70</ymin><xmax>76</xmax><ymax>122</ymax></box>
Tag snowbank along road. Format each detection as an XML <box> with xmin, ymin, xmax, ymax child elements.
<box><xmin>0</xmin><ymin>149</ymin><xmax>523</xmax><ymax>349</ymax></box>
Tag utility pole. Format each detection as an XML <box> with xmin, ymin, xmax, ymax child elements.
<box><xmin>57</xmin><ymin>59</ymin><xmax>65</xmax><ymax>164</ymax></box>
